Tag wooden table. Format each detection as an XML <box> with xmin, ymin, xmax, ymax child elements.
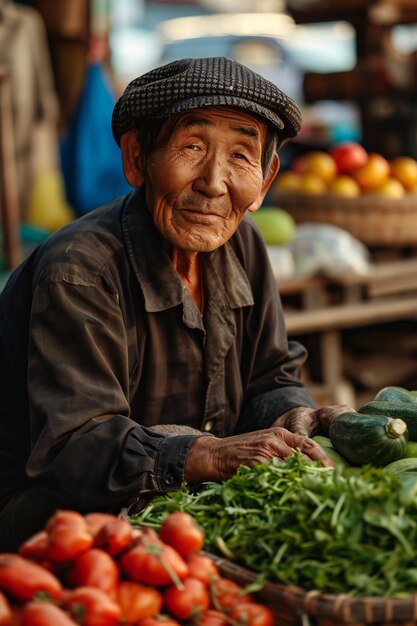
<box><xmin>279</xmin><ymin>259</ymin><xmax>417</xmax><ymax>406</ymax></box>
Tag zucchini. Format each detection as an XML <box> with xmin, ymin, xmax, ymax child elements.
<box><xmin>328</xmin><ymin>412</ymin><xmax>408</xmax><ymax>467</ymax></box>
<box><xmin>373</xmin><ymin>386</ymin><xmax>417</xmax><ymax>404</ymax></box>
<box><xmin>358</xmin><ymin>400</ymin><xmax>417</xmax><ymax>441</ymax></box>
<box><xmin>322</xmin><ymin>447</ymin><xmax>350</xmax><ymax>467</ymax></box>
<box><xmin>312</xmin><ymin>435</ymin><xmax>350</xmax><ymax>467</ymax></box>
<box><xmin>403</xmin><ymin>441</ymin><xmax>417</xmax><ymax>458</ymax></box>
<box><xmin>383</xmin><ymin>457</ymin><xmax>417</xmax><ymax>475</ymax></box>
<box><xmin>312</xmin><ymin>435</ymin><xmax>333</xmax><ymax>448</ymax></box>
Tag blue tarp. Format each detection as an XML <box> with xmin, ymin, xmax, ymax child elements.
<box><xmin>60</xmin><ymin>62</ymin><xmax>131</xmax><ymax>217</ymax></box>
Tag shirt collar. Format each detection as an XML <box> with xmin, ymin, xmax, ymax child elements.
<box><xmin>122</xmin><ymin>187</ymin><xmax>254</xmax><ymax>312</ymax></box>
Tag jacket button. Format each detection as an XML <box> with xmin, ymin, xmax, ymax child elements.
<box><xmin>164</xmin><ymin>475</ymin><xmax>175</xmax><ymax>486</ymax></box>
<box><xmin>204</xmin><ymin>420</ymin><xmax>214</xmax><ymax>432</ymax></box>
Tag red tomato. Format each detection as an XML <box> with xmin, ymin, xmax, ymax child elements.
<box><xmin>0</xmin><ymin>554</ymin><xmax>62</xmax><ymax>602</ymax></box>
<box><xmin>329</xmin><ymin>141</ymin><xmax>368</xmax><ymax>175</ymax></box>
<box><xmin>159</xmin><ymin>512</ymin><xmax>204</xmax><ymax>558</ymax></box>
<box><xmin>67</xmin><ymin>549</ymin><xmax>119</xmax><ymax>599</ymax></box>
<box><xmin>117</xmin><ymin>581</ymin><xmax>163</xmax><ymax>623</ymax></box>
<box><xmin>93</xmin><ymin>518</ymin><xmax>136</xmax><ymax>556</ymax></box>
<box><xmin>164</xmin><ymin>577</ymin><xmax>210</xmax><ymax>620</ymax></box>
<box><xmin>210</xmin><ymin>578</ymin><xmax>252</xmax><ymax>611</ymax></box>
<box><xmin>229</xmin><ymin>602</ymin><xmax>274</xmax><ymax>626</ymax></box>
<box><xmin>142</xmin><ymin>527</ymin><xmax>164</xmax><ymax>544</ymax></box>
<box><xmin>186</xmin><ymin>553</ymin><xmax>219</xmax><ymax>586</ymax></box>
<box><xmin>18</xmin><ymin>531</ymin><xmax>48</xmax><ymax>562</ymax></box>
<box><xmin>0</xmin><ymin>591</ymin><xmax>12</xmax><ymax>626</ymax></box>
<box><xmin>84</xmin><ymin>514</ymin><xmax>118</xmax><ymax>537</ymax></box>
<box><xmin>63</xmin><ymin>586</ymin><xmax>121</xmax><ymax>626</ymax></box>
<box><xmin>46</xmin><ymin>511</ymin><xmax>93</xmax><ymax>563</ymax></box>
<box><xmin>196</xmin><ymin>609</ymin><xmax>228</xmax><ymax>626</ymax></box>
<box><xmin>139</xmin><ymin>617</ymin><xmax>181</xmax><ymax>626</ymax></box>
<box><xmin>120</xmin><ymin>538</ymin><xmax>188</xmax><ymax>587</ymax></box>
<box><xmin>10</xmin><ymin>606</ymin><xmax>23</xmax><ymax>626</ymax></box>
<box><xmin>20</xmin><ymin>601</ymin><xmax>77</xmax><ymax>626</ymax></box>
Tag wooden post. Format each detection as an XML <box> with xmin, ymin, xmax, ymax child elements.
<box><xmin>0</xmin><ymin>67</ymin><xmax>21</xmax><ymax>269</ymax></box>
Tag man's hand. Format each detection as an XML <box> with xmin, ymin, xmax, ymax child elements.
<box><xmin>272</xmin><ymin>404</ymin><xmax>354</xmax><ymax>437</ymax></box>
<box><xmin>184</xmin><ymin>427</ymin><xmax>334</xmax><ymax>484</ymax></box>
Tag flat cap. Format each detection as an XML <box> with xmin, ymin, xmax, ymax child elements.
<box><xmin>112</xmin><ymin>56</ymin><xmax>302</xmax><ymax>146</ymax></box>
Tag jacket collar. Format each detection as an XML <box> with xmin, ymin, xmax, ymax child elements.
<box><xmin>122</xmin><ymin>187</ymin><xmax>254</xmax><ymax>313</ymax></box>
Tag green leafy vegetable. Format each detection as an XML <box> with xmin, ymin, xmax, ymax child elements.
<box><xmin>130</xmin><ymin>454</ymin><xmax>417</xmax><ymax>598</ymax></box>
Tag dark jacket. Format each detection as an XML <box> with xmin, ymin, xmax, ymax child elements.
<box><xmin>0</xmin><ymin>187</ymin><xmax>314</xmax><ymax>513</ymax></box>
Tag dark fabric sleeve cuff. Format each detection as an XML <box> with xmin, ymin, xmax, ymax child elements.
<box><xmin>236</xmin><ymin>386</ymin><xmax>317</xmax><ymax>434</ymax></box>
<box><xmin>154</xmin><ymin>434</ymin><xmax>203</xmax><ymax>492</ymax></box>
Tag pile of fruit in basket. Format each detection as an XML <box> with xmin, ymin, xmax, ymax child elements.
<box><xmin>273</xmin><ymin>141</ymin><xmax>417</xmax><ymax>198</ymax></box>
<box><xmin>0</xmin><ymin>509</ymin><xmax>274</xmax><ymax>625</ymax></box>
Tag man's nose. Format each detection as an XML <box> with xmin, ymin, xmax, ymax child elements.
<box><xmin>192</xmin><ymin>153</ymin><xmax>228</xmax><ymax>197</ymax></box>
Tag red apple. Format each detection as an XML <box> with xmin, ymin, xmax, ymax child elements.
<box><xmin>329</xmin><ymin>142</ymin><xmax>368</xmax><ymax>175</ymax></box>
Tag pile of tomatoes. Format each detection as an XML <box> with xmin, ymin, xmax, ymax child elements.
<box><xmin>0</xmin><ymin>510</ymin><xmax>274</xmax><ymax>626</ymax></box>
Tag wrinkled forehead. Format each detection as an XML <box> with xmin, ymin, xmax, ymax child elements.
<box><xmin>161</xmin><ymin>106</ymin><xmax>268</xmax><ymax>144</ymax></box>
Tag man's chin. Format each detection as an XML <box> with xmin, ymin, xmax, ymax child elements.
<box><xmin>170</xmin><ymin>231</ymin><xmax>228</xmax><ymax>253</ymax></box>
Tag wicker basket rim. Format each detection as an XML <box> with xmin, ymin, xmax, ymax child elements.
<box><xmin>273</xmin><ymin>191</ymin><xmax>417</xmax><ymax>210</ymax></box>
<box><xmin>208</xmin><ymin>553</ymin><xmax>417</xmax><ymax>623</ymax></box>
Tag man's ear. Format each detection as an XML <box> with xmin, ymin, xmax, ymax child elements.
<box><xmin>120</xmin><ymin>130</ymin><xmax>145</xmax><ymax>187</ymax></box>
<box><xmin>248</xmin><ymin>152</ymin><xmax>280</xmax><ymax>213</ymax></box>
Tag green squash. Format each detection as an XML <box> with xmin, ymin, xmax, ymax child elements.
<box><xmin>384</xmin><ymin>457</ymin><xmax>417</xmax><ymax>475</ymax></box>
<box><xmin>328</xmin><ymin>412</ymin><xmax>408</xmax><ymax>467</ymax></box>
<box><xmin>312</xmin><ymin>435</ymin><xmax>333</xmax><ymax>447</ymax></box>
<box><xmin>358</xmin><ymin>400</ymin><xmax>417</xmax><ymax>441</ymax></box>
<box><xmin>373</xmin><ymin>386</ymin><xmax>417</xmax><ymax>404</ymax></box>
<box><xmin>402</xmin><ymin>441</ymin><xmax>417</xmax><ymax>458</ymax></box>
<box><xmin>312</xmin><ymin>435</ymin><xmax>350</xmax><ymax>467</ymax></box>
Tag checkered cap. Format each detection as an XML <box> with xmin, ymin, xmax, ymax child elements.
<box><xmin>112</xmin><ymin>57</ymin><xmax>302</xmax><ymax>146</ymax></box>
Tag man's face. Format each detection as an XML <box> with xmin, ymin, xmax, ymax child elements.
<box><xmin>141</xmin><ymin>107</ymin><xmax>275</xmax><ymax>253</ymax></box>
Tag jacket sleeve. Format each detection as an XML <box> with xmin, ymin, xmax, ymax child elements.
<box><xmin>26</xmin><ymin>278</ymin><xmax>198</xmax><ymax>512</ymax></box>
<box><xmin>234</xmin><ymin>219</ymin><xmax>317</xmax><ymax>435</ymax></box>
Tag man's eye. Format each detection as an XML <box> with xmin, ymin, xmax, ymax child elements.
<box><xmin>186</xmin><ymin>144</ymin><xmax>199</xmax><ymax>151</ymax></box>
<box><xmin>232</xmin><ymin>153</ymin><xmax>247</xmax><ymax>160</ymax></box>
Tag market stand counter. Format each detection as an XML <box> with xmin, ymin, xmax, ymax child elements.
<box><xmin>279</xmin><ymin>258</ymin><xmax>417</xmax><ymax>407</ymax></box>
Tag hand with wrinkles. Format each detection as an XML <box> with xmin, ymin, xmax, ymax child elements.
<box><xmin>272</xmin><ymin>404</ymin><xmax>354</xmax><ymax>437</ymax></box>
<box><xmin>184</xmin><ymin>426</ymin><xmax>334</xmax><ymax>484</ymax></box>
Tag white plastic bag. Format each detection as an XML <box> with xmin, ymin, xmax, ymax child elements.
<box><xmin>290</xmin><ymin>223</ymin><xmax>371</xmax><ymax>277</ymax></box>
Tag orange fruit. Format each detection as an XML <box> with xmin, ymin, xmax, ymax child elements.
<box><xmin>352</xmin><ymin>152</ymin><xmax>390</xmax><ymax>191</ymax></box>
<box><xmin>328</xmin><ymin>175</ymin><xmax>361</xmax><ymax>198</ymax></box>
<box><xmin>373</xmin><ymin>177</ymin><xmax>406</xmax><ymax>198</ymax></box>
<box><xmin>273</xmin><ymin>171</ymin><xmax>301</xmax><ymax>192</ymax></box>
<box><xmin>298</xmin><ymin>173</ymin><xmax>327</xmax><ymax>195</ymax></box>
<box><xmin>390</xmin><ymin>156</ymin><xmax>417</xmax><ymax>191</ymax></box>
<box><xmin>292</xmin><ymin>151</ymin><xmax>337</xmax><ymax>184</ymax></box>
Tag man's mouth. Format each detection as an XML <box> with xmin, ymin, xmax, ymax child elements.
<box><xmin>179</xmin><ymin>208</ymin><xmax>225</xmax><ymax>223</ymax></box>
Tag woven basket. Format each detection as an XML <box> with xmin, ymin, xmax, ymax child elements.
<box><xmin>273</xmin><ymin>192</ymin><xmax>417</xmax><ymax>247</ymax></box>
<box><xmin>210</xmin><ymin>554</ymin><xmax>417</xmax><ymax>626</ymax></box>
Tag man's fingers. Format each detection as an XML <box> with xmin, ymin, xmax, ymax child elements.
<box><xmin>271</xmin><ymin>442</ymin><xmax>297</xmax><ymax>462</ymax></box>
<box><xmin>297</xmin><ymin>437</ymin><xmax>335</xmax><ymax>468</ymax></box>
<box><xmin>274</xmin><ymin>428</ymin><xmax>334</xmax><ymax>467</ymax></box>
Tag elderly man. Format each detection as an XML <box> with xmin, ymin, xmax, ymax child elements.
<box><xmin>0</xmin><ymin>57</ymin><xmax>348</xmax><ymax>549</ymax></box>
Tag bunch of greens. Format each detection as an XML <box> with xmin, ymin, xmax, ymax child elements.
<box><xmin>130</xmin><ymin>453</ymin><xmax>417</xmax><ymax>597</ymax></box>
